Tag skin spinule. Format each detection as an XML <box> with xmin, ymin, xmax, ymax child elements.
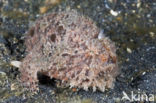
<box><xmin>19</xmin><ymin>9</ymin><xmax>119</xmax><ymax>92</ymax></box>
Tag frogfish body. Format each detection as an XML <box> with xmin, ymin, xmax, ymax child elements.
<box><xmin>19</xmin><ymin>10</ymin><xmax>118</xmax><ymax>92</ymax></box>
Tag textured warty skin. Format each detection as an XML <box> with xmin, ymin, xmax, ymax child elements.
<box><xmin>20</xmin><ymin>10</ymin><xmax>118</xmax><ymax>92</ymax></box>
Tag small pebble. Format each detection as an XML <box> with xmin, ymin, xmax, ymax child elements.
<box><xmin>40</xmin><ymin>6</ymin><xmax>48</xmax><ymax>14</ymax></box>
<box><xmin>127</xmin><ymin>48</ymin><xmax>132</xmax><ymax>53</ymax></box>
<box><xmin>11</xmin><ymin>83</ymin><xmax>17</xmax><ymax>91</ymax></box>
<box><xmin>110</xmin><ymin>10</ymin><xmax>118</xmax><ymax>16</ymax></box>
<box><xmin>149</xmin><ymin>32</ymin><xmax>155</xmax><ymax>38</ymax></box>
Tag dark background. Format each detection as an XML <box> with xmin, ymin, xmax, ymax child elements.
<box><xmin>0</xmin><ymin>0</ymin><xmax>156</xmax><ymax>103</ymax></box>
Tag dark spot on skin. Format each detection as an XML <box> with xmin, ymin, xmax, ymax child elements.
<box><xmin>29</xmin><ymin>27</ymin><xmax>35</xmax><ymax>37</ymax></box>
<box><xmin>105</xmin><ymin>67</ymin><xmax>111</xmax><ymax>73</ymax></box>
<box><xmin>50</xmin><ymin>34</ymin><xmax>56</xmax><ymax>42</ymax></box>
<box><xmin>93</xmin><ymin>33</ymin><xmax>99</xmax><ymax>38</ymax></box>
<box><xmin>70</xmin><ymin>23</ymin><xmax>76</xmax><ymax>30</ymax></box>
<box><xmin>59</xmin><ymin>68</ymin><xmax>66</xmax><ymax>70</ymax></box>
<box><xmin>76</xmin><ymin>70</ymin><xmax>81</xmax><ymax>75</ymax></box>
<box><xmin>83</xmin><ymin>79</ymin><xmax>89</xmax><ymax>82</ymax></box>
<box><xmin>55</xmin><ymin>22</ymin><xmax>60</xmax><ymax>26</ymax></box>
<box><xmin>108</xmin><ymin>56</ymin><xmax>116</xmax><ymax>63</ymax></box>
<box><xmin>68</xmin><ymin>37</ymin><xmax>73</xmax><ymax>42</ymax></box>
<box><xmin>98</xmin><ymin>72</ymin><xmax>103</xmax><ymax>76</ymax></box>
<box><xmin>71</xmin><ymin>73</ymin><xmax>75</xmax><ymax>78</ymax></box>
<box><xmin>85</xmin><ymin>56</ymin><xmax>92</xmax><ymax>65</ymax></box>
<box><xmin>53</xmin><ymin>63</ymin><xmax>57</xmax><ymax>65</ymax></box>
<box><xmin>62</xmin><ymin>53</ymin><xmax>69</xmax><ymax>57</ymax></box>
<box><xmin>58</xmin><ymin>26</ymin><xmax>64</xmax><ymax>32</ymax></box>
<box><xmin>76</xmin><ymin>77</ymin><xmax>79</xmax><ymax>81</ymax></box>
<box><xmin>54</xmin><ymin>46</ymin><xmax>56</xmax><ymax>49</ymax></box>
<box><xmin>75</xmin><ymin>50</ymin><xmax>78</xmax><ymax>54</ymax></box>
<box><xmin>27</xmin><ymin>78</ymin><xmax>29</xmax><ymax>81</ymax></box>
<box><xmin>98</xmin><ymin>71</ymin><xmax>106</xmax><ymax>77</ymax></box>
<box><xmin>85</xmin><ymin>69</ymin><xmax>89</xmax><ymax>76</ymax></box>
<box><xmin>65</xmin><ymin>14</ymin><xmax>69</xmax><ymax>19</ymax></box>
<box><xmin>49</xmin><ymin>53</ymin><xmax>52</xmax><ymax>56</ymax></box>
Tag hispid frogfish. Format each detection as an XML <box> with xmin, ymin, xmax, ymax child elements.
<box><xmin>13</xmin><ymin>9</ymin><xmax>119</xmax><ymax>92</ymax></box>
